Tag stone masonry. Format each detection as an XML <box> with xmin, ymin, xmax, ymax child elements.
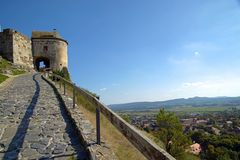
<box><xmin>32</xmin><ymin>31</ymin><xmax>68</xmax><ymax>70</ymax></box>
<box><xmin>0</xmin><ymin>29</ymin><xmax>33</xmax><ymax>68</ymax></box>
<box><xmin>0</xmin><ymin>73</ymin><xmax>88</xmax><ymax>159</ymax></box>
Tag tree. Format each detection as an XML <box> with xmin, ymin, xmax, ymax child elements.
<box><xmin>61</xmin><ymin>66</ymin><xmax>70</xmax><ymax>80</ymax></box>
<box><xmin>53</xmin><ymin>67</ymin><xmax>70</xmax><ymax>80</ymax></box>
<box><xmin>191</xmin><ymin>131</ymin><xmax>240</xmax><ymax>160</ymax></box>
<box><xmin>204</xmin><ymin>145</ymin><xmax>231</xmax><ymax>160</ymax></box>
<box><xmin>189</xmin><ymin>130</ymin><xmax>205</xmax><ymax>144</ymax></box>
<box><xmin>156</xmin><ymin>109</ymin><xmax>190</xmax><ymax>159</ymax></box>
<box><xmin>121</xmin><ymin>114</ymin><xmax>130</xmax><ymax>123</ymax></box>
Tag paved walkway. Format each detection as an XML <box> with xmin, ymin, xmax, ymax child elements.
<box><xmin>0</xmin><ymin>73</ymin><xmax>88</xmax><ymax>159</ymax></box>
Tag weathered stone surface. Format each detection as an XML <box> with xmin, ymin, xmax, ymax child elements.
<box><xmin>0</xmin><ymin>73</ymin><xmax>88</xmax><ymax>159</ymax></box>
<box><xmin>1</xmin><ymin>127</ymin><xmax>17</xmax><ymax>141</ymax></box>
<box><xmin>32</xmin><ymin>33</ymin><xmax>68</xmax><ymax>70</ymax></box>
<box><xmin>0</xmin><ymin>143</ymin><xmax>5</xmax><ymax>152</ymax></box>
<box><xmin>21</xmin><ymin>148</ymin><xmax>39</xmax><ymax>157</ymax></box>
<box><xmin>0</xmin><ymin>29</ymin><xmax>33</xmax><ymax>68</ymax></box>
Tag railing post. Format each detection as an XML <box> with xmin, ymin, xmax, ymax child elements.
<box><xmin>63</xmin><ymin>81</ymin><xmax>66</xmax><ymax>95</ymax></box>
<box><xmin>73</xmin><ymin>83</ymin><xmax>76</xmax><ymax>108</ymax></box>
<box><xmin>96</xmin><ymin>107</ymin><xmax>101</xmax><ymax>145</ymax></box>
<box><xmin>45</xmin><ymin>71</ymin><xmax>48</xmax><ymax>78</ymax></box>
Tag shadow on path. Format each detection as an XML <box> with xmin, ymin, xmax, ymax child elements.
<box><xmin>43</xmin><ymin>77</ymin><xmax>88</xmax><ymax>160</ymax></box>
<box><xmin>3</xmin><ymin>74</ymin><xmax>40</xmax><ymax>159</ymax></box>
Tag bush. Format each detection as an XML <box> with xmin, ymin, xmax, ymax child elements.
<box><xmin>53</xmin><ymin>67</ymin><xmax>70</xmax><ymax>80</ymax></box>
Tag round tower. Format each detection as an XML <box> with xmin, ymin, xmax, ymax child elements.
<box><xmin>31</xmin><ymin>30</ymin><xmax>68</xmax><ymax>71</ymax></box>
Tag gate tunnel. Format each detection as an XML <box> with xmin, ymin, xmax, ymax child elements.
<box><xmin>35</xmin><ymin>57</ymin><xmax>50</xmax><ymax>71</ymax></box>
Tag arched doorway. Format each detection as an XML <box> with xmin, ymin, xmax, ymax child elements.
<box><xmin>35</xmin><ymin>57</ymin><xmax>50</xmax><ymax>71</ymax></box>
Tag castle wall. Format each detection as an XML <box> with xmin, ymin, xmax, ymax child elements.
<box><xmin>32</xmin><ymin>38</ymin><xmax>68</xmax><ymax>70</ymax></box>
<box><xmin>0</xmin><ymin>29</ymin><xmax>33</xmax><ymax>68</ymax></box>
<box><xmin>12</xmin><ymin>31</ymin><xmax>33</xmax><ymax>68</ymax></box>
<box><xmin>0</xmin><ymin>29</ymin><xmax>14</xmax><ymax>61</ymax></box>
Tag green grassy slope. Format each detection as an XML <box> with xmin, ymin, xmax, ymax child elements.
<box><xmin>0</xmin><ymin>57</ymin><xmax>27</xmax><ymax>84</ymax></box>
<box><xmin>0</xmin><ymin>73</ymin><xmax>8</xmax><ymax>83</ymax></box>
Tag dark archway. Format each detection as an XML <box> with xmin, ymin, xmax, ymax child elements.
<box><xmin>35</xmin><ymin>57</ymin><xmax>50</xmax><ymax>71</ymax></box>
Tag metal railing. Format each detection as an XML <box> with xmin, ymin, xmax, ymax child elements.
<box><xmin>43</xmin><ymin>69</ymin><xmax>176</xmax><ymax>160</ymax></box>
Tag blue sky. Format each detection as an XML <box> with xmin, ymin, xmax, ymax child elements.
<box><xmin>1</xmin><ymin>0</ymin><xmax>240</xmax><ymax>104</ymax></box>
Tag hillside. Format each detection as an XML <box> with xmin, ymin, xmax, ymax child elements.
<box><xmin>0</xmin><ymin>56</ymin><xmax>29</xmax><ymax>84</ymax></box>
<box><xmin>109</xmin><ymin>96</ymin><xmax>240</xmax><ymax>111</ymax></box>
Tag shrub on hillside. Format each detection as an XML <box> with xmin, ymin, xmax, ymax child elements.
<box><xmin>53</xmin><ymin>67</ymin><xmax>70</xmax><ymax>80</ymax></box>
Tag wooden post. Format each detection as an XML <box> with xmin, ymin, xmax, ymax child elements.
<box><xmin>96</xmin><ymin>107</ymin><xmax>101</xmax><ymax>145</ymax></box>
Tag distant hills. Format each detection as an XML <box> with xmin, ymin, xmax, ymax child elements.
<box><xmin>109</xmin><ymin>96</ymin><xmax>240</xmax><ymax>111</ymax></box>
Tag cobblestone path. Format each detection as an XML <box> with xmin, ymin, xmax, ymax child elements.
<box><xmin>0</xmin><ymin>73</ymin><xmax>88</xmax><ymax>159</ymax></box>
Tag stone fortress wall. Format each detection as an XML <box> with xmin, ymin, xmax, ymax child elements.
<box><xmin>0</xmin><ymin>29</ymin><xmax>14</xmax><ymax>61</ymax></box>
<box><xmin>13</xmin><ymin>30</ymin><xmax>33</xmax><ymax>68</ymax></box>
<box><xmin>0</xmin><ymin>29</ymin><xmax>33</xmax><ymax>68</ymax></box>
<box><xmin>0</xmin><ymin>28</ymin><xmax>68</xmax><ymax>70</ymax></box>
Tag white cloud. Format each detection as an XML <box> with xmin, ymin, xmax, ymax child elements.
<box><xmin>194</xmin><ymin>51</ymin><xmax>200</xmax><ymax>56</ymax></box>
<box><xmin>100</xmin><ymin>88</ymin><xmax>107</xmax><ymax>91</ymax></box>
<box><xmin>182</xmin><ymin>82</ymin><xmax>207</xmax><ymax>88</ymax></box>
<box><xmin>171</xmin><ymin>77</ymin><xmax>240</xmax><ymax>98</ymax></box>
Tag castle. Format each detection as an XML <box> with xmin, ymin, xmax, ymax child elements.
<box><xmin>0</xmin><ymin>28</ymin><xmax>68</xmax><ymax>71</ymax></box>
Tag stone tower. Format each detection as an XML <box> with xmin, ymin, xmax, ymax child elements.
<box><xmin>31</xmin><ymin>30</ymin><xmax>68</xmax><ymax>70</ymax></box>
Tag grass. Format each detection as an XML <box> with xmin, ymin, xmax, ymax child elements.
<box><xmin>79</xmin><ymin>106</ymin><xmax>147</xmax><ymax>160</ymax></box>
<box><xmin>12</xmin><ymin>69</ymin><xmax>26</xmax><ymax>75</ymax></box>
<box><xmin>0</xmin><ymin>58</ymin><xmax>26</xmax><ymax>75</ymax></box>
<box><xmin>142</xmin><ymin>131</ymin><xmax>165</xmax><ymax>149</ymax></box>
<box><xmin>0</xmin><ymin>58</ymin><xmax>12</xmax><ymax>69</ymax></box>
<box><xmin>0</xmin><ymin>73</ymin><xmax>9</xmax><ymax>84</ymax></box>
<box><xmin>183</xmin><ymin>152</ymin><xmax>200</xmax><ymax>160</ymax></box>
<box><xmin>56</xmin><ymin>79</ymin><xmax>147</xmax><ymax>160</ymax></box>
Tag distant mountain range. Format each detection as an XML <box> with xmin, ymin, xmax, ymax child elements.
<box><xmin>109</xmin><ymin>96</ymin><xmax>240</xmax><ymax>111</ymax></box>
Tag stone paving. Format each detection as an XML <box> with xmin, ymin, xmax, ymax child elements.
<box><xmin>0</xmin><ymin>73</ymin><xmax>88</xmax><ymax>159</ymax></box>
